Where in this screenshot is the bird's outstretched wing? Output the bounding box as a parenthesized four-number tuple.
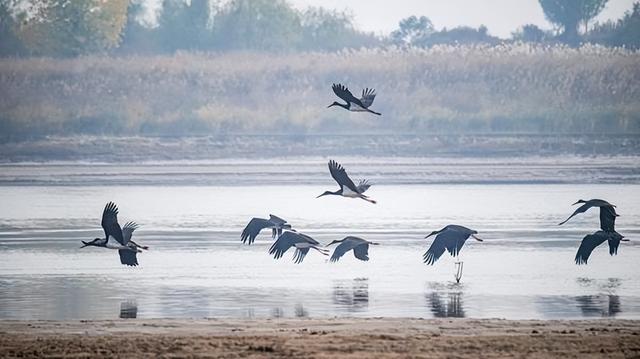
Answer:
(575, 231, 608, 265)
(118, 249, 138, 266)
(599, 206, 617, 232)
(424, 229, 468, 265)
(353, 243, 370, 261)
(423, 235, 448, 265)
(329, 237, 361, 262)
(102, 202, 124, 245)
(293, 247, 310, 264)
(328, 160, 360, 193)
(558, 202, 593, 226)
(241, 218, 273, 245)
(121, 221, 139, 245)
(269, 231, 299, 259)
(442, 230, 469, 257)
(332, 83, 359, 104)
(359, 88, 377, 108)
(356, 179, 372, 193)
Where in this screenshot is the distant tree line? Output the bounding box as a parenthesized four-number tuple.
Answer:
(0, 0, 639, 57)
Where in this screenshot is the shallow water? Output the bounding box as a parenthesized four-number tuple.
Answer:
(0, 159, 639, 320)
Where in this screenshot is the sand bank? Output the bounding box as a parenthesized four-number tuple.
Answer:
(1, 318, 639, 358)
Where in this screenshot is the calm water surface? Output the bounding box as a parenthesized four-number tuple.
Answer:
(0, 158, 639, 320)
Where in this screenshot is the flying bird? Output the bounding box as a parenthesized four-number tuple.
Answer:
(571, 199, 628, 265)
(241, 214, 292, 245)
(575, 230, 627, 265)
(81, 202, 148, 266)
(268, 231, 329, 264)
(558, 199, 618, 231)
(326, 236, 379, 262)
(317, 160, 376, 204)
(423, 225, 483, 265)
(328, 83, 381, 115)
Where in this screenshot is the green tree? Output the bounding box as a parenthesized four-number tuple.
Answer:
(0, 0, 26, 56)
(421, 25, 499, 46)
(118, 0, 160, 54)
(16, 0, 129, 56)
(300, 7, 377, 51)
(588, 2, 640, 48)
(614, 1, 640, 48)
(155, 0, 212, 52)
(211, 0, 302, 51)
(511, 24, 550, 42)
(390, 16, 434, 46)
(538, 0, 608, 45)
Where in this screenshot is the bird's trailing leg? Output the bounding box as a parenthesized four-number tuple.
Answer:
(454, 261, 464, 283)
(312, 246, 330, 256)
(130, 240, 149, 250)
(359, 195, 377, 204)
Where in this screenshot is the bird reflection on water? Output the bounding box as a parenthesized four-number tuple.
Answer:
(426, 282, 466, 318)
(575, 295, 621, 317)
(333, 278, 369, 312)
(575, 277, 622, 317)
(119, 301, 137, 319)
(426, 292, 466, 318)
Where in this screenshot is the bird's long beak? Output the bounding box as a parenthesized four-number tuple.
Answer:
(327, 103, 334, 108)
(424, 231, 438, 239)
(571, 201, 580, 205)
(80, 241, 89, 248)
(471, 234, 484, 242)
(316, 193, 327, 198)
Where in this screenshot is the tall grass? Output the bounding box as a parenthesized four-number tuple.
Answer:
(0, 43, 639, 137)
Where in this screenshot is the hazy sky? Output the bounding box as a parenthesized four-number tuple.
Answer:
(288, 0, 636, 37)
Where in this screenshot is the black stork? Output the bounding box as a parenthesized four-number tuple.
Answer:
(423, 225, 483, 265)
(326, 236, 379, 262)
(317, 160, 376, 204)
(575, 231, 627, 265)
(328, 83, 381, 115)
(268, 231, 329, 264)
(81, 202, 148, 266)
(558, 199, 618, 231)
(241, 214, 292, 245)
(568, 199, 629, 265)
(423, 225, 484, 283)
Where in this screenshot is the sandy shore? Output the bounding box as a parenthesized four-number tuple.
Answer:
(1, 318, 639, 358)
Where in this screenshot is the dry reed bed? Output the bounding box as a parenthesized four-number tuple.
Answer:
(0, 44, 639, 135)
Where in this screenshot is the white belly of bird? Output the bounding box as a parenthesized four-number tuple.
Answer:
(294, 242, 313, 249)
(105, 236, 128, 250)
(350, 104, 367, 112)
(342, 186, 360, 198)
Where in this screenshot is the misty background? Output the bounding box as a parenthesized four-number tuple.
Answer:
(0, 0, 639, 160)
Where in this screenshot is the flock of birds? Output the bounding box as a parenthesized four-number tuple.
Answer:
(80, 84, 628, 276)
